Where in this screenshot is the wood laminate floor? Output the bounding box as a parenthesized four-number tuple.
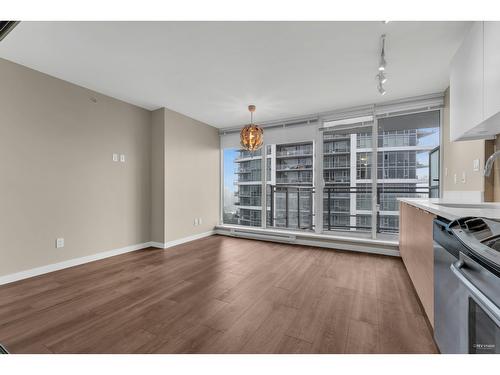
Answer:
(0, 235, 437, 354)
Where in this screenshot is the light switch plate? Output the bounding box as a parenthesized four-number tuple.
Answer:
(112, 153, 119, 162)
(120, 154, 125, 163)
(462, 171, 466, 183)
(473, 159, 480, 172)
(56, 238, 64, 248)
(454, 173, 457, 184)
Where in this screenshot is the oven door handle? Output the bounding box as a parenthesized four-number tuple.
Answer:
(451, 261, 500, 322)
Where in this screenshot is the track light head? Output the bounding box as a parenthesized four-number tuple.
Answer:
(378, 56, 386, 71)
(378, 34, 387, 71)
(377, 82, 386, 96)
(377, 72, 387, 84)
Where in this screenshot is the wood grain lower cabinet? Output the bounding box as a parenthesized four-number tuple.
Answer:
(399, 202, 436, 328)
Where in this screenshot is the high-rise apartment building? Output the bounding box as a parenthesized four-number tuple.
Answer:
(232, 112, 439, 233)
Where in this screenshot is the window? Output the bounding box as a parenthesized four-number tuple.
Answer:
(223, 148, 262, 227)
(323, 124, 374, 233)
(377, 110, 440, 233)
(268, 142, 315, 230)
(220, 97, 441, 240)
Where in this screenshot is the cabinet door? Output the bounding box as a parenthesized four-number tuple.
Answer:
(450, 22, 484, 141)
(484, 22, 500, 121)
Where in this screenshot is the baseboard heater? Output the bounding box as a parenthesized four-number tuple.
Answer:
(228, 228, 296, 243)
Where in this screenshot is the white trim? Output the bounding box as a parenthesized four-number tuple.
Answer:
(0, 232, 218, 285)
(164, 230, 215, 249)
(0, 242, 153, 286)
(150, 241, 166, 249)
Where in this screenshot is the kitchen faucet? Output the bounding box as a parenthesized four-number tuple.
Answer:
(484, 148, 500, 177)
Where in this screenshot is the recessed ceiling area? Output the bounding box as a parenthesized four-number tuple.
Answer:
(0, 21, 471, 128)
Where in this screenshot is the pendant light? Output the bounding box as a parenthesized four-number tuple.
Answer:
(240, 105, 264, 151)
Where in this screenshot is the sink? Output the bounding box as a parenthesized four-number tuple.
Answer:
(434, 203, 500, 209)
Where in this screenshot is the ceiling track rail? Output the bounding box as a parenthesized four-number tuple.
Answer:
(0, 21, 20, 42)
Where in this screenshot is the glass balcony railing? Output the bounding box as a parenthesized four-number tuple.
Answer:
(323, 185, 430, 233)
(276, 149, 313, 157)
(267, 185, 315, 231)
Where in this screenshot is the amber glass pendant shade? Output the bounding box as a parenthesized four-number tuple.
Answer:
(240, 105, 264, 151)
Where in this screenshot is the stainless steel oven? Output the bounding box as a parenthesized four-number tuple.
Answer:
(451, 253, 500, 354)
(434, 217, 500, 354)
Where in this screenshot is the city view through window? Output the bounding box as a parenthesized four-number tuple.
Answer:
(223, 110, 440, 237)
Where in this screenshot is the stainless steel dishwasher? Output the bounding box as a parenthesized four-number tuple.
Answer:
(433, 217, 500, 354)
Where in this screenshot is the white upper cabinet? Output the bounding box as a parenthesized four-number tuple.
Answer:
(450, 22, 484, 141)
(484, 22, 500, 121)
(450, 22, 500, 141)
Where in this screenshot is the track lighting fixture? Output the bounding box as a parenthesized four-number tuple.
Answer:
(378, 34, 387, 71)
(376, 72, 387, 84)
(377, 82, 386, 96)
(376, 34, 388, 95)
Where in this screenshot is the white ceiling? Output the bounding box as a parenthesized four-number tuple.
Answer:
(0, 21, 471, 128)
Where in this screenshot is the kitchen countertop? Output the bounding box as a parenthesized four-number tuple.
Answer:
(398, 198, 500, 220)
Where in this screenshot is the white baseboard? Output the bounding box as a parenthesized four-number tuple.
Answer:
(0, 241, 153, 286)
(150, 241, 166, 249)
(164, 230, 215, 249)
(0, 231, 217, 286)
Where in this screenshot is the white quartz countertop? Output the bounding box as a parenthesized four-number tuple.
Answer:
(398, 198, 500, 220)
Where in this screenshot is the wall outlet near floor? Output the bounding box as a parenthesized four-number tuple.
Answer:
(112, 153, 119, 162)
(462, 171, 466, 184)
(454, 173, 457, 184)
(56, 238, 65, 248)
(194, 218, 198, 226)
(120, 154, 125, 163)
(198, 217, 202, 225)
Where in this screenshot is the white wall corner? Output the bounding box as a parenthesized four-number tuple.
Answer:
(165, 230, 215, 249)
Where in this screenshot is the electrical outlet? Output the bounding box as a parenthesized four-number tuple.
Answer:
(198, 217, 202, 225)
(462, 171, 466, 183)
(454, 173, 457, 184)
(194, 218, 198, 226)
(56, 238, 64, 248)
(473, 159, 480, 172)
(112, 153, 119, 162)
(120, 154, 125, 163)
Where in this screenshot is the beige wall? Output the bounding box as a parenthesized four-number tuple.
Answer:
(165, 108, 220, 242)
(442, 87, 487, 199)
(151, 108, 166, 244)
(0, 58, 152, 276)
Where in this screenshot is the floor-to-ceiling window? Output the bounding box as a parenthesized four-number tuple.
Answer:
(376, 110, 440, 233)
(223, 148, 262, 227)
(220, 96, 442, 240)
(322, 121, 374, 233)
(268, 142, 314, 230)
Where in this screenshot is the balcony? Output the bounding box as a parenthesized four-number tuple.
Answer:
(276, 164, 313, 171)
(276, 177, 313, 184)
(323, 185, 430, 233)
(267, 185, 315, 231)
(276, 149, 313, 158)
